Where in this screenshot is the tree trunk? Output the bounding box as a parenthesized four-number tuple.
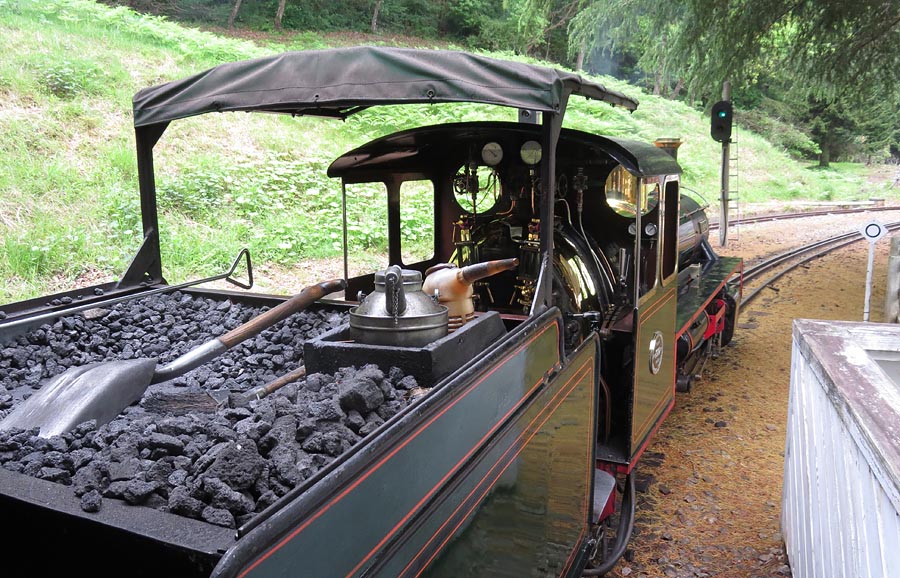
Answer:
(575, 42, 585, 72)
(818, 121, 833, 167)
(227, 0, 242, 29)
(653, 71, 662, 96)
(819, 142, 831, 167)
(670, 78, 685, 100)
(275, 0, 287, 32)
(371, 0, 383, 33)
(437, 0, 448, 35)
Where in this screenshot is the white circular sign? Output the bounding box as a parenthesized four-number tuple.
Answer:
(860, 221, 888, 243)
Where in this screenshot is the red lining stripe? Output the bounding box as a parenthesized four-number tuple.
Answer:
(407, 361, 593, 577)
(633, 289, 676, 442)
(618, 395, 675, 475)
(343, 327, 561, 576)
(560, 526, 589, 577)
(237, 322, 559, 578)
(640, 287, 675, 319)
(559, 360, 598, 578)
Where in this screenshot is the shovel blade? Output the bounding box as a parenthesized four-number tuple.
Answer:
(0, 358, 158, 438)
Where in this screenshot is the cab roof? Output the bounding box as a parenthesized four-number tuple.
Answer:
(327, 122, 681, 179)
(132, 46, 638, 128)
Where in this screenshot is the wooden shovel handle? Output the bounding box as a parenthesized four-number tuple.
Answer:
(220, 278, 346, 348)
(263, 365, 307, 396)
(244, 365, 307, 403)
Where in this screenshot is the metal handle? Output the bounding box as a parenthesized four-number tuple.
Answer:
(244, 365, 307, 402)
(384, 265, 406, 317)
(220, 278, 346, 347)
(0, 248, 255, 335)
(151, 278, 346, 383)
(224, 248, 254, 289)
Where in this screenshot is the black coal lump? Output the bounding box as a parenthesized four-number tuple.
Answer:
(168, 485, 206, 518)
(80, 489, 103, 513)
(202, 476, 255, 517)
(201, 505, 236, 528)
(0, 292, 427, 528)
(338, 374, 385, 414)
(200, 439, 265, 491)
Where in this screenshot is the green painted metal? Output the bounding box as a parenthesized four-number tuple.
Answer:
(213, 311, 577, 578)
(630, 286, 677, 456)
(676, 256, 742, 336)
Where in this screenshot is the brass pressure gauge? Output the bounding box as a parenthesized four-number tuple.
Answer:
(481, 142, 503, 166)
(520, 140, 542, 165)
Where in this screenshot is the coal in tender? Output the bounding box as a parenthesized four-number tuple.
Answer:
(0, 291, 418, 528)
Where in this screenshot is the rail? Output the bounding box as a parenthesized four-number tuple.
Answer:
(740, 221, 900, 308)
(710, 204, 900, 230)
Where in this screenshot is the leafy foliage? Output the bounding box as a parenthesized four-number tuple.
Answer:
(569, 0, 899, 164)
(737, 107, 820, 160)
(157, 152, 433, 263)
(0, 0, 894, 304)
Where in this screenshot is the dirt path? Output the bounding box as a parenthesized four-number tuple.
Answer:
(606, 210, 900, 578)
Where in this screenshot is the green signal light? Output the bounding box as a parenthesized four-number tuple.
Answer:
(717, 110, 728, 118)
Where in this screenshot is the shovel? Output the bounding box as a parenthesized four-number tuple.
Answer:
(142, 364, 309, 415)
(0, 278, 346, 438)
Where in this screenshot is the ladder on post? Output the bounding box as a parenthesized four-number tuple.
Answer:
(718, 125, 740, 246)
(727, 128, 740, 241)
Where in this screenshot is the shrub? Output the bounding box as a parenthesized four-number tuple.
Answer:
(737, 108, 820, 160)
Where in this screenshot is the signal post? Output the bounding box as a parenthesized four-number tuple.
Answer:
(711, 82, 734, 247)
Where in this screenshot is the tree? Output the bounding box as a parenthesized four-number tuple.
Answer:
(570, 0, 899, 164)
(275, 0, 287, 31)
(371, 0, 383, 33)
(726, 0, 900, 166)
(462, 0, 582, 62)
(568, 0, 687, 96)
(228, 0, 243, 29)
(665, 0, 900, 102)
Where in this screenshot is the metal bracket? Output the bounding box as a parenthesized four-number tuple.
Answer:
(224, 248, 254, 289)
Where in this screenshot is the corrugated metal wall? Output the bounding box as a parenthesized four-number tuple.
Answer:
(783, 320, 900, 578)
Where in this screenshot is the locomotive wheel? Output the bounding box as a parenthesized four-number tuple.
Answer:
(720, 292, 737, 346)
(676, 372, 693, 393)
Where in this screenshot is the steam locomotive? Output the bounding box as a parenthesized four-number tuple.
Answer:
(0, 47, 741, 576)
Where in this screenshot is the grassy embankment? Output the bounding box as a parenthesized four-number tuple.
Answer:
(1, 0, 894, 304)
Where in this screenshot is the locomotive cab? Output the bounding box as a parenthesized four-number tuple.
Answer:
(323, 120, 742, 466)
(313, 121, 741, 571)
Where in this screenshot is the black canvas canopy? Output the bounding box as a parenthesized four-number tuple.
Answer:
(132, 46, 638, 127)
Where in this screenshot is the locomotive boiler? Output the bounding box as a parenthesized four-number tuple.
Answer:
(0, 47, 742, 577)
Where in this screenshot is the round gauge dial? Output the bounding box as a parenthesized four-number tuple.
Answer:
(520, 140, 542, 165)
(481, 142, 504, 166)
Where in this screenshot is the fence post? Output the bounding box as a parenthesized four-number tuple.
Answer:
(884, 236, 900, 323)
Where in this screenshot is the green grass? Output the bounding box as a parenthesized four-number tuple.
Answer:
(0, 0, 895, 304)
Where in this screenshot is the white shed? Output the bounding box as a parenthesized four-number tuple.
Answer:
(784, 320, 900, 577)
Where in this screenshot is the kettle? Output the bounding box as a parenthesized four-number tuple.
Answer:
(349, 265, 449, 347)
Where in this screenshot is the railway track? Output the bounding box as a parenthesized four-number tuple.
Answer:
(710, 203, 900, 230)
(739, 220, 900, 308)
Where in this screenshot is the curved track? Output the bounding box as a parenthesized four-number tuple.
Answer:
(710, 204, 900, 230)
(739, 220, 900, 308)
